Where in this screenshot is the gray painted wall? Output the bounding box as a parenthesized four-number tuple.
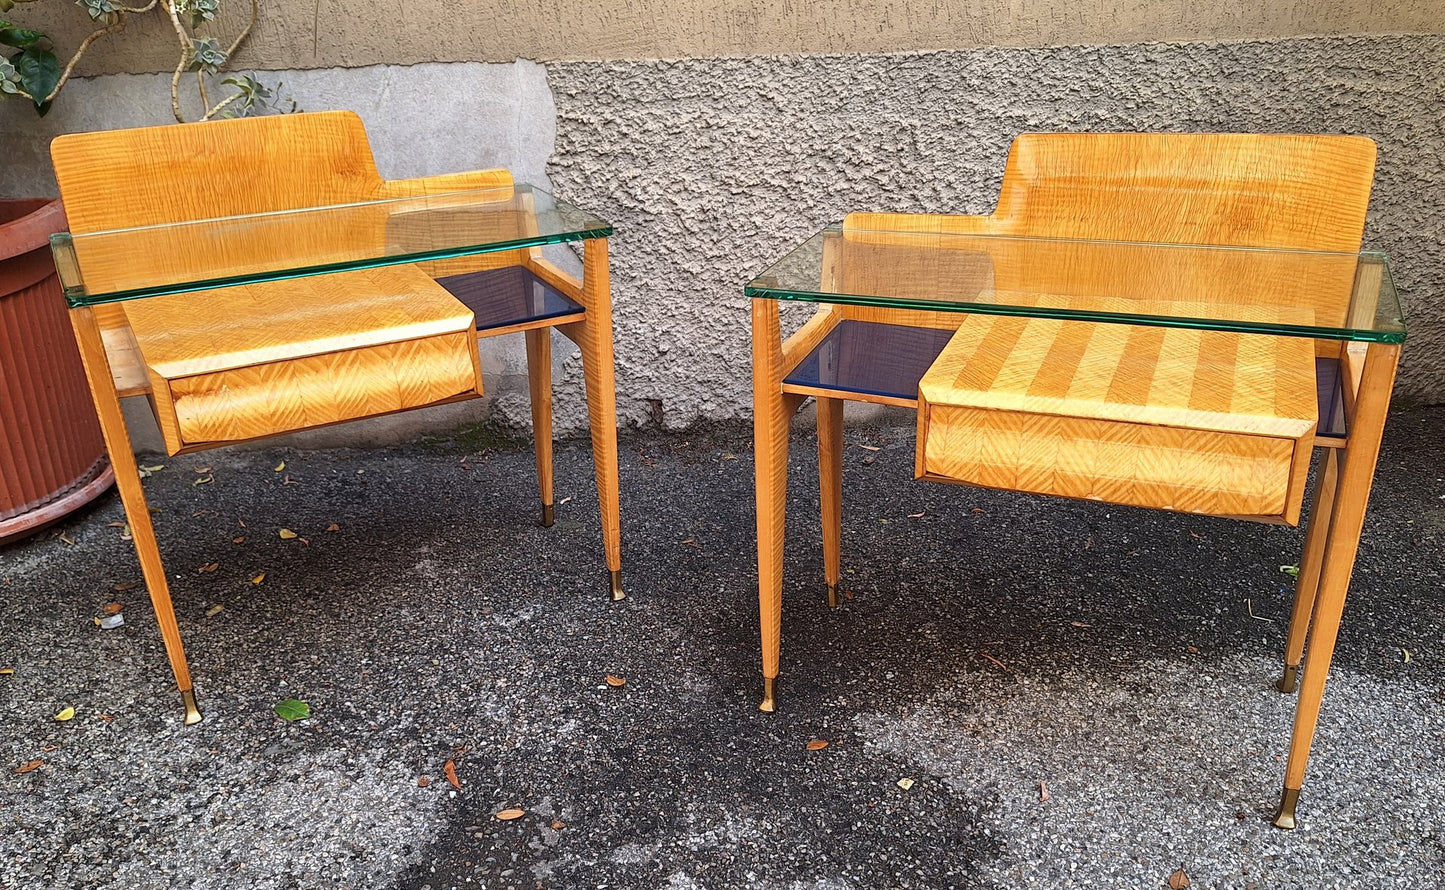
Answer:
(547, 34, 1444, 431)
(4, 34, 1440, 445)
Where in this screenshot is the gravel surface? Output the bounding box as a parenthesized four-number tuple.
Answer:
(2, 409, 1443, 889)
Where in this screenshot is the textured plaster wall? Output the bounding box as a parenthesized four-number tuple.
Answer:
(0, 60, 578, 450)
(546, 34, 1445, 429)
(32, 0, 1445, 75)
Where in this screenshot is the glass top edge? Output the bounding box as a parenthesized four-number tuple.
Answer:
(61, 225, 611, 307)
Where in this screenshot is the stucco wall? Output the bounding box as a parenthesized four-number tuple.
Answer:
(30, 0, 1445, 75)
(546, 34, 1445, 427)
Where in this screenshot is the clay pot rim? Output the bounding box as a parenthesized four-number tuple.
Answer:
(0, 199, 67, 264)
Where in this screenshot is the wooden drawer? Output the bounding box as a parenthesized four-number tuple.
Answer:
(122, 265, 483, 454)
(916, 316, 1319, 524)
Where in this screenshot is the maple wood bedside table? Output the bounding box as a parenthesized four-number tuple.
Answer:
(48, 112, 625, 725)
(745, 132, 1406, 829)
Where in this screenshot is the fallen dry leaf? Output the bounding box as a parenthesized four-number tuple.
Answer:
(604, 675, 626, 688)
(192, 475, 213, 486)
(417, 775, 431, 788)
(907, 512, 927, 518)
(1039, 780, 1051, 802)
(279, 529, 298, 540)
(897, 777, 915, 790)
(58, 534, 76, 546)
(0, 668, 13, 675)
(112, 581, 138, 592)
(681, 537, 701, 549)
(195, 467, 212, 474)
(806, 739, 829, 751)
(444, 759, 460, 789)
(274, 460, 286, 472)
(857, 444, 881, 452)
(97, 714, 114, 722)
(205, 604, 224, 618)
(1070, 621, 1092, 628)
(102, 602, 124, 615)
(970, 507, 986, 515)
(495, 808, 525, 821)
(1169, 868, 1191, 890)
(106, 521, 125, 529)
(198, 562, 219, 574)
(232, 536, 246, 544)
(1402, 648, 1412, 664)
(282, 475, 299, 486)
(325, 523, 340, 532)
(551, 819, 566, 830)
(15, 760, 42, 775)
(54, 706, 75, 722)
(251, 573, 265, 585)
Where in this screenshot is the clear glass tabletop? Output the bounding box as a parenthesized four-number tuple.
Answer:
(746, 225, 1405, 343)
(50, 184, 611, 307)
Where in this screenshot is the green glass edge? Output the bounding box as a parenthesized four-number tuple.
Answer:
(744, 236, 1407, 344)
(53, 225, 613, 308)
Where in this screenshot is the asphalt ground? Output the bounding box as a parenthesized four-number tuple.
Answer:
(2, 408, 1443, 890)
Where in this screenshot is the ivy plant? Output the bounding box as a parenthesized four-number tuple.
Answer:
(0, 0, 293, 120)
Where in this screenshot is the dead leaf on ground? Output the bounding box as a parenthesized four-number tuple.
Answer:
(206, 605, 224, 618)
(193, 475, 213, 486)
(58, 534, 76, 546)
(897, 777, 915, 790)
(417, 775, 431, 788)
(681, 537, 701, 549)
(971, 507, 986, 514)
(106, 521, 125, 529)
(102, 603, 124, 615)
(54, 706, 75, 722)
(232, 536, 246, 544)
(806, 739, 829, 751)
(195, 467, 212, 474)
(282, 475, 298, 486)
(198, 562, 219, 574)
(325, 523, 340, 533)
(1039, 780, 1051, 802)
(279, 529, 298, 540)
(113, 581, 138, 592)
(1070, 621, 1092, 628)
(0, 668, 14, 676)
(1169, 868, 1191, 889)
(857, 444, 881, 452)
(15, 760, 42, 775)
(907, 512, 927, 518)
(251, 573, 265, 585)
(604, 675, 626, 688)
(551, 819, 565, 830)
(274, 460, 286, 472)
(444, 759, 460, 789)
(495, 808, 525, 821)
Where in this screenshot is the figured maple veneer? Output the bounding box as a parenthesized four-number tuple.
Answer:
(916, 316, 1319, 524)
(122, 264, 483, 454)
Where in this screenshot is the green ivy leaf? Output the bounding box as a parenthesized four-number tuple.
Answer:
(0, 23, 46, 48)
(273, 698, 310, 722)
(14, 46, 58, 114)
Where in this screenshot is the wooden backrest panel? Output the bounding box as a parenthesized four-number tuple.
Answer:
(51, 111, 387, 233)
(847, 132, 1377, 252)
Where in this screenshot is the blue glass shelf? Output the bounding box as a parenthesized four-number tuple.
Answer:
(436, 266, 584, 333)
(786, 320, 1348, 442)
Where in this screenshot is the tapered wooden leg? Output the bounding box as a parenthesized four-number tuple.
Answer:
(525, 327, 555, 528)
(1277, 448, 1341, 693)
(1274, 342, 1399, 829)
(69, 307, 201, 726)
(574, 239, 624, 600)
(817, 396, 843, 608)
(754, 300, 790, 711)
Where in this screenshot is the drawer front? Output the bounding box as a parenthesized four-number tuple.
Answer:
(149, 330, 482, 453)
(918, 402, 1312, 523)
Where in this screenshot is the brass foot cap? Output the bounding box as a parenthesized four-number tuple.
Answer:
(1272, 787, 1301, 830)
(181, 689, 203, 726)
(759, 677, 777, 713)
(609, 569, 626, 602)
(541, 503, 555, 528)
(1275, 664, 1301, 694)
(826, 583, 840, 610)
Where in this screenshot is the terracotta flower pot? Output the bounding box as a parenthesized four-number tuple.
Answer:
(0, 198, 114, 545)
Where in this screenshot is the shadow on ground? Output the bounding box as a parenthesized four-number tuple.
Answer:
(2, 409, 1443, 889)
